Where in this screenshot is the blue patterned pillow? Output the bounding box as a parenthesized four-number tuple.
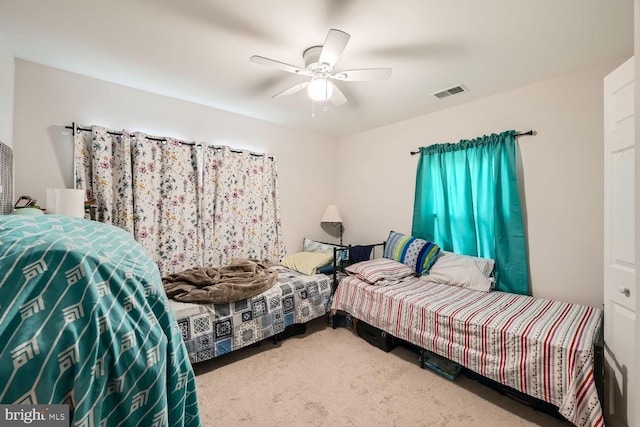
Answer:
(303, 238, 348, 262)
(383, 231, 440, 275)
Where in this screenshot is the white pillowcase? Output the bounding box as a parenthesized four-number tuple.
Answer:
(346, 258, 416, 286)
(426, 251, 495, 292)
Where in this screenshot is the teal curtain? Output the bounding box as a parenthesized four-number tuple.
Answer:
(412, 130, 529, 295)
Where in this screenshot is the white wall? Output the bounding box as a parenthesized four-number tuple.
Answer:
(12, 57, 622, 307)
(338, 61, 622, 308)
(12, 59, 338, 254)
(0, 32, 14, 146)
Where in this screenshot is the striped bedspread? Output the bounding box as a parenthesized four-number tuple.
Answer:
(332, 276, 603, 427)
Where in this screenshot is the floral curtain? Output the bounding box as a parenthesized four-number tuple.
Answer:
(74, 125, 201, 275)
(129, 134, 201, 275)
(200, 146, 286, 266)
(74, 126, 134, 233)
(74, 125, 285, 274)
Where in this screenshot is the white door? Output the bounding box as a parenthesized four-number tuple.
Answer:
(604, 56, 636, 427)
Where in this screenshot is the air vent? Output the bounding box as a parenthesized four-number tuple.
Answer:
(432, 84, 468, 99)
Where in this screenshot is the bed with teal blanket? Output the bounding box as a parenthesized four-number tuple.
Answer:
(0, 214, 202, 427)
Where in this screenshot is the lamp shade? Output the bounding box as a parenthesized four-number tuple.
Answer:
(47, 188, 85, 218)
(321, 204, 342, 223)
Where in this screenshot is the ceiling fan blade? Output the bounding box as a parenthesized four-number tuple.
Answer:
(318, 29, 350, 67)
(273, 81, 309, 98)
(330, 84, 347, 105)
(250, 55, 309, 75)
(331, 68, 392, 81)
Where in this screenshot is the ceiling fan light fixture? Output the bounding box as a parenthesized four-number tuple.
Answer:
(307, 77, 333, 101)
(250, 29, 392, 107)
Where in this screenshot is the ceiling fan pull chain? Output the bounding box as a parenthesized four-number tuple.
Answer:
(311, 99, 316, 117)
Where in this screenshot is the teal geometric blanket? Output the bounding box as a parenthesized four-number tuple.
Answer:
(0, 215, 202, 426)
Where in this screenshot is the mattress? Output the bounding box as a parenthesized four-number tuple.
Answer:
(332, 275, 603, 427)
(170, 265, 332, 363)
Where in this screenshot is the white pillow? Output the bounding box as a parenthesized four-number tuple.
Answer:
(346, 258, 416, 286)
(426, 251, 495, 292)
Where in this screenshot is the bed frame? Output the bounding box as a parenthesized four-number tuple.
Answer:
(329, 242, 386, 329)
(330, 242, 386, 292)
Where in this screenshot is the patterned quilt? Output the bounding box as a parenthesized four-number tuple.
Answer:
(332, 276, 603, 427)
(0, 215, 201, 427)
(170, 266, 332, 363)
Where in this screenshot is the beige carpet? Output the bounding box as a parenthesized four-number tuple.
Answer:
(193, 316, 569, 427)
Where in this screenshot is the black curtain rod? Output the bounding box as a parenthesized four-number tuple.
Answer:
(409, 129, 535, 156)
(66, 124, 169, 143)
(65, 123, 272, 158)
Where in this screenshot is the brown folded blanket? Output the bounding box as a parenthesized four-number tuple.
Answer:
(162, 258, 277, 304)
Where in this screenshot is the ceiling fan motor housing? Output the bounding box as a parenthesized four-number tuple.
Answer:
(303, 46, 331, 74)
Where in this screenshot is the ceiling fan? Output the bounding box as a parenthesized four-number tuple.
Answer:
(250, 29, 392, 106)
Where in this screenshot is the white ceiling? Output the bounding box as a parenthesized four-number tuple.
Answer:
(0, 0, 634, 138)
